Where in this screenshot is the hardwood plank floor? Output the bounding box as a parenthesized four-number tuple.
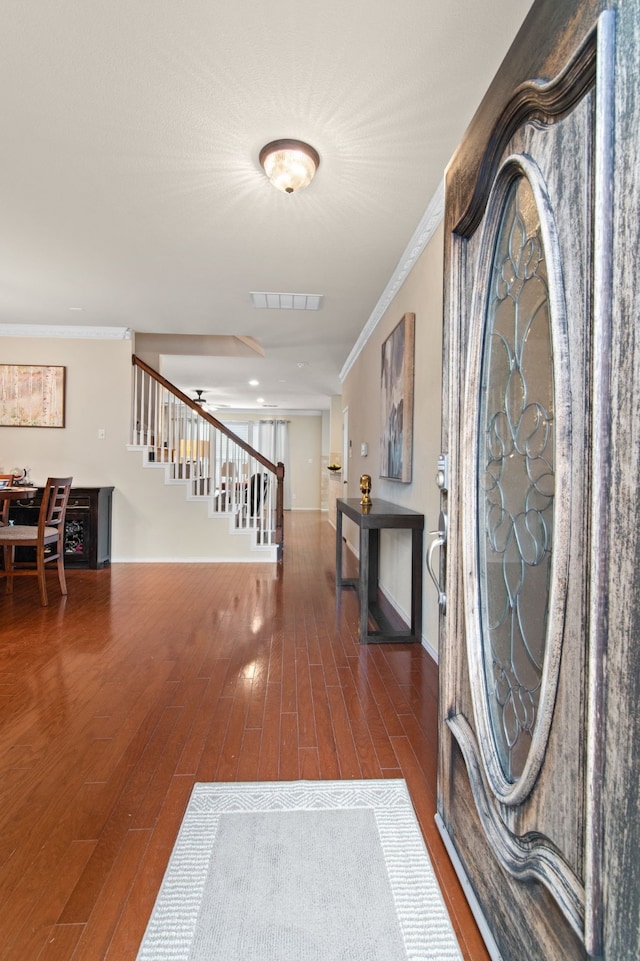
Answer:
(0, 511, 490, 961)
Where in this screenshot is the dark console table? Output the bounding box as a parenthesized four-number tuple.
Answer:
(336, 498, 424, 644)
(10, 486, 114, 569)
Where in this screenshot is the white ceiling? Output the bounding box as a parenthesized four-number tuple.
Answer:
(0, 0, 533, 412)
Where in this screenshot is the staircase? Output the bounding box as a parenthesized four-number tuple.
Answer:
(128, 355, 284, 560)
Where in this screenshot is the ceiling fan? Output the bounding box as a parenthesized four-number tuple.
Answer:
(191, 389, 217, 413)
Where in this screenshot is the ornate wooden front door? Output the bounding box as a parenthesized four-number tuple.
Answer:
(436, 1, 616, 958)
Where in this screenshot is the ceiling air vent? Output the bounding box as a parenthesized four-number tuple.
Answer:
(250, 292, 322, 310)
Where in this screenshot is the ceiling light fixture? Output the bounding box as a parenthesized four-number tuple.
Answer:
(259, 139, 320, 194)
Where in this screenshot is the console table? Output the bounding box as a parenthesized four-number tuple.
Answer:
(9, 486, 114, 569)
(335, 498, 424, 644)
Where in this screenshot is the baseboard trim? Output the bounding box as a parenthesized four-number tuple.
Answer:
(435, 813, 504, 961)
(109, 556, 277, 564)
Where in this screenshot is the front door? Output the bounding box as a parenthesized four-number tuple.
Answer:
(436, 1, 614, 958)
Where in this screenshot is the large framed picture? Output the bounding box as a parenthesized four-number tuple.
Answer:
(380, 313, 415, 482)
(0, 365, 66, 428)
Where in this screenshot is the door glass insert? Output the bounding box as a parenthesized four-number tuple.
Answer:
(478, 175, 555, 782)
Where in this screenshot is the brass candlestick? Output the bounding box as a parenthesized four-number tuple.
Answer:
(359, 473, 372, 508)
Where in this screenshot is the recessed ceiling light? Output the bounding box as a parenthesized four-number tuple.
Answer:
(248, 379, 259, 386)
(256, 396, 265, 403)
(68, 306, 84, 312)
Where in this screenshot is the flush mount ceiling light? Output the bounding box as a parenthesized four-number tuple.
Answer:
(259, 139, 320, 194)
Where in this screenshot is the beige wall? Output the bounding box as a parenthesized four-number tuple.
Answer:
(341, 221, 444, 654)
(329, 395, 343, 456)
(0, 336, 132, 488)
(0, 337, 322, 560)
(287, 415, 322, 510)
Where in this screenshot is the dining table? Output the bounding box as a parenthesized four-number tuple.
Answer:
(0, 485, 38, 501)
(0, 486, 38, 522)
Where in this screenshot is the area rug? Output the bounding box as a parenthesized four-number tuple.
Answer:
(136, 779, 463, 961)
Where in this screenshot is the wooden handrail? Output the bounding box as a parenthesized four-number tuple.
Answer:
(132, 354, 285, 556)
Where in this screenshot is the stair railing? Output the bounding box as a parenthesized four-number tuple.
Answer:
(131, 355, 285, 556)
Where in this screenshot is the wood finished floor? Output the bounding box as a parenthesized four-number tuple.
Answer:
(0, 511, 490, 961)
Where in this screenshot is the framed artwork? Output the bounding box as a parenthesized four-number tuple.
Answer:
(380, 313, 415, 482)
(0, 365, 66, 428)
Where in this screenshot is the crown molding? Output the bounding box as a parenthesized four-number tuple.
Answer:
(339, 179, 444, 383)
(0, 324, 132, 340)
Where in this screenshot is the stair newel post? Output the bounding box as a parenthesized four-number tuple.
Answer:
(276, 462, 285, 556)
(130, 361, 137, 444)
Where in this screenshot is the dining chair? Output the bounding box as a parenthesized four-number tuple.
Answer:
(0, 476, 73, 606)
(245, 472, 268, 520)
(0, 474, 14, 527)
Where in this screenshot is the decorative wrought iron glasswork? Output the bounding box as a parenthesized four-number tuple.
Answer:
(478, 175, 555, 782)
(64, 518, 86, 556)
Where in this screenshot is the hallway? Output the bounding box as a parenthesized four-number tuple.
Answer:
(0, 511, 488, 960)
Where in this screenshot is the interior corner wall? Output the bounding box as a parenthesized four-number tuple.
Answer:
(321, 410, 330, 456)
(341, 220, 445, 654)
(329, 395, 343, 454)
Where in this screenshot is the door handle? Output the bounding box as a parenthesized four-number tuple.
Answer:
(426, 510, 448, 612)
